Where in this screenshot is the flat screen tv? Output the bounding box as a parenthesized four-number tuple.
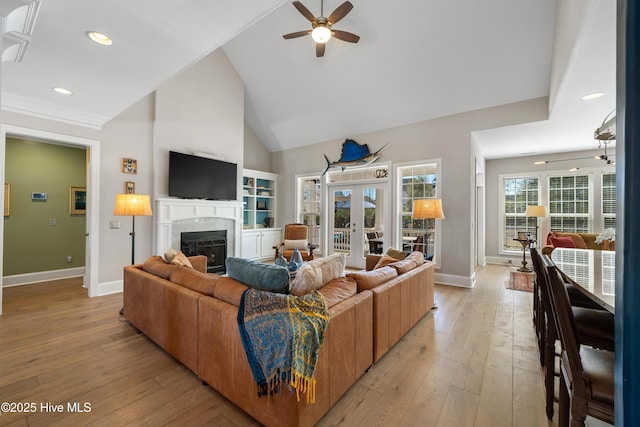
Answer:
(168, 151, 237, 200)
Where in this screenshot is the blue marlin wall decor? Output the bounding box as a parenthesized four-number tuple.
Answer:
(323, 139, 388, 175)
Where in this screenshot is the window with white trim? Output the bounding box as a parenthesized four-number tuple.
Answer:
(548, 174, 591, 232)
(601, 173, 616, 230)
(502, 177, 539, 251)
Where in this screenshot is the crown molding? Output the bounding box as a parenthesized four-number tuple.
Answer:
(2, 93, 109, 129)
(2, 31, 29, 62)
(0, 0, 41, 34)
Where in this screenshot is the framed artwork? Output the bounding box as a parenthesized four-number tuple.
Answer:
(122, 158, 137, 174)
(70, 186, 87, 214)
(257, 200, 267, 210)
(4, 183, 9, 217)
(125, 181, 135, 194)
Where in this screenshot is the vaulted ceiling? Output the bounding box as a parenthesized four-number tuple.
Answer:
(1, 0, 616, 159)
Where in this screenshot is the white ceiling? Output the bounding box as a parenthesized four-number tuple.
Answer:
(1, 0, 616, 159)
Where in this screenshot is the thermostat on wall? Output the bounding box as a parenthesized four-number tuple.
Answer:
(32, 192, 47, 201)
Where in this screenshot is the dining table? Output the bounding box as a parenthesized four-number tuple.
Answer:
(548, 247, 615, 313)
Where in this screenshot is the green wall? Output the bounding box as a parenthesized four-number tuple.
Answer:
(3, 138, 86, 276)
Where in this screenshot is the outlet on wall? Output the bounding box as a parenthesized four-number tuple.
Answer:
(66, 256, 72, 263)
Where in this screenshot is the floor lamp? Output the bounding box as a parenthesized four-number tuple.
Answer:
(113, 194, 153, 265)
(413, 198, 445, 256)
(525, 205, 547, 247)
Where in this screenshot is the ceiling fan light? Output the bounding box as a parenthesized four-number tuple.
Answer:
(88, 31, 113, 46)
(311, 26, 332, 43)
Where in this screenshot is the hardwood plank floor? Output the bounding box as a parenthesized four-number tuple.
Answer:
(0, 266, 607, 426)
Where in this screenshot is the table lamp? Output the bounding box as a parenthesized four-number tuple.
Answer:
(525, 205, 547, 245)
(113, 194, 153, 265)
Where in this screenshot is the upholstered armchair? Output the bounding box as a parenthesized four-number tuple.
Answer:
(274, 223, 315, 261)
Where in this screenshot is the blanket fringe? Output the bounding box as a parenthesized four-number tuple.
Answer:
(291, 370, 317, 403)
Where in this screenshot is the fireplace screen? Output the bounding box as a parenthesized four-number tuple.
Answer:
(181, 230, 227, 274)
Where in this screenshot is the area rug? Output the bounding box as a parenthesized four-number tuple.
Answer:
(506, 270, 535, 292)
(237, 288, 329, 403)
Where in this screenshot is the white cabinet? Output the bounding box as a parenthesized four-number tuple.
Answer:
(241, 228, 282, 260)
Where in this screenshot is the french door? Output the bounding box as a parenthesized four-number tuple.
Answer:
(329, 183, 388, 269)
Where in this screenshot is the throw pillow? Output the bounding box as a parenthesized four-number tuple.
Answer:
(405, 251, 425, 267)
(289, 253, 346, 296)
(225, 257, 289, 294)
(555, 232, 588, 249)
(283, 239, 308, 250)
(550, 236, 576, 248)
(170, 251, 193, 268)
(373, 254, 399, 269)
(385, 247, 407, 260)
(169, 266, 217, 296)
(347, 266, 398, 292)
(163, 248, 178, 263)
(142, 255, 176, 279)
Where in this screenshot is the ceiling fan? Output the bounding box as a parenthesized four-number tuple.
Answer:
(534, 111, 616, 168)
(282, 0, 360, 57)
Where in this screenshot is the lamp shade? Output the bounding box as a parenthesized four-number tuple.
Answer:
(413, 199, 445, 219)
(525, 205, 547, 218)
(113, 194, 152, 216)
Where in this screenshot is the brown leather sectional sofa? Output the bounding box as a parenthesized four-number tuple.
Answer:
(123, 252, 435, 427)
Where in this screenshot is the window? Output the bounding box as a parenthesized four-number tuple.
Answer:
(502, 177, 539, 251)
(297, 176, 321, 252)
(398, 163, 438, 258)
(602, 173, 616, 230)
(548, 174, 591, 232)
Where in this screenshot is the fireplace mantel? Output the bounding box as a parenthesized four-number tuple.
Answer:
(155, 198, 243, 257)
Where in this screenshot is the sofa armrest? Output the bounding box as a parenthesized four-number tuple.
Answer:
(541, 245, 554, 256)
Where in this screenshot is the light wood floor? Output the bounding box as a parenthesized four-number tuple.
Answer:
(0, 265, 589, 426)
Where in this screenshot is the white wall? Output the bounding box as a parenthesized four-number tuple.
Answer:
(243, 121, 271, 172)
(272, 97, 549, 285)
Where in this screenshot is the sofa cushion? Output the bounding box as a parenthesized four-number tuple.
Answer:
(225, 257, 289, 294)
(347, 266, 398, 292)
(283, 239, 308, 250)
(405, 251, 425, 266)
(318, 276, 357, 307)
(550, 236, 576, 248)
(169, 266, 217, 296)
(142, 255, 177, 279)
(213, 277, 248, 306)
(289, 253, 346, 296)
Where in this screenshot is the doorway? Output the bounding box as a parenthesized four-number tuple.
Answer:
(328, 183, 387, 269)
(0, 125, 100, 315)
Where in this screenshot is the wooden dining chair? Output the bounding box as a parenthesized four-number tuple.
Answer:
(546, 263, 614, 426)
(530, 248, 615, 421)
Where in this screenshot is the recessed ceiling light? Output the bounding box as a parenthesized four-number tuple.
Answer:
(88, 31, 113, 46)
(581, 92, 604, 100)
(53, 87, 72, 95)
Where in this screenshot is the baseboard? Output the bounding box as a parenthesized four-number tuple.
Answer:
(2, 267, 85, 287)
(485, 256, 521, 266)
(435, 272, 476, 288)
(96, 279, 123, 296)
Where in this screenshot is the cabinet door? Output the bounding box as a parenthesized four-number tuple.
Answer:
(241, 231, 260, 260)
(260, 229, 282, 258)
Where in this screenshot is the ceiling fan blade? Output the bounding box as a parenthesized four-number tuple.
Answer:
(328, 1, 353, 24)
(332, 29, 360, 43)
(316, 42, 325, 57)
(292, 1, 316, 23)
(283, 30, 311, 39)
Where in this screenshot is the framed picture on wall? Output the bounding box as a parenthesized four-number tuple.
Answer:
(70, 186, 87, 214)
(125, 181, 135, 194)
(4, 183, 9, 216)
(122, 158, 137, 174)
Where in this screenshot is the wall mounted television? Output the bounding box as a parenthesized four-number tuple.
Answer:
(168, 151, 237, 200)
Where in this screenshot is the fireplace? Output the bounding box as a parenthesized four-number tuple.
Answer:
(181, 230, 227, 274)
